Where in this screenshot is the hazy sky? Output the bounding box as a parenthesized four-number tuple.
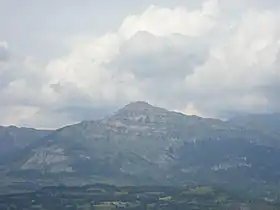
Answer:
(1, 0, 280, 128)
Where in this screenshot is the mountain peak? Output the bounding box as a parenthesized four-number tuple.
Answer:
(120, 101, 167, 112)
(124, 101, 154, 109)
(108, 101, 169, 122)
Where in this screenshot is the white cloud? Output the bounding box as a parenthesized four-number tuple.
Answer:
(119, 0, 220, 39)
(184, 9, 280, 116)
(42, 0, 219, 119)
(2, 0, 280, 128)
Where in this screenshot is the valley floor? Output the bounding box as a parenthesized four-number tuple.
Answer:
(0, 184, 278, 210)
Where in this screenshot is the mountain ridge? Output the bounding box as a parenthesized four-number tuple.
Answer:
(2, 102, 280, 199)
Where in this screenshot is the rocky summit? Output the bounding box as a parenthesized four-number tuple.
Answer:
(1, 102, 280, 199)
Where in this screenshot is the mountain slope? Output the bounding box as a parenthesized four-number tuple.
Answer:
(5, 102, 280, 199)
(0, 126, 51, 165)
(14, 102, 228, 182)
(230, 113, 280, 134)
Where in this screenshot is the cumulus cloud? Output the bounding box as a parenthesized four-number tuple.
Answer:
(119, 0, 220, 39)
(43, 0, 220, 118)
(1, 0, 280, 128)
(184, 10, 280, 116)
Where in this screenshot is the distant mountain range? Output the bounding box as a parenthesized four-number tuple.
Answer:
(1, 101, 280, 199)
